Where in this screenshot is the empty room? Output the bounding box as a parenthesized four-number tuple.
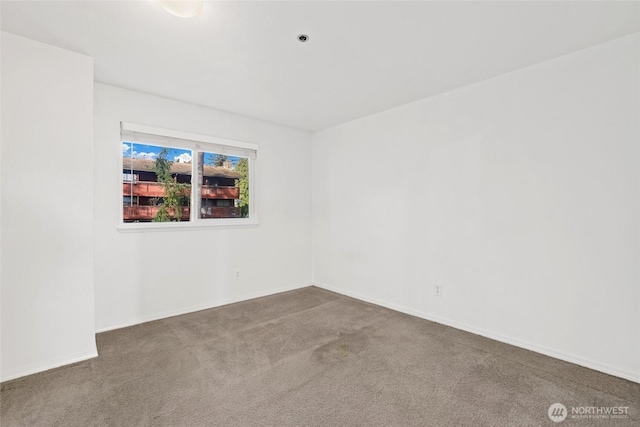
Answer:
(1, 1, 638, 426)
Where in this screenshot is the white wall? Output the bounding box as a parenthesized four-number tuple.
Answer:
(312, 34, 640, 382)
(1, 32, 97, 381)
(94, 84, 312, 331)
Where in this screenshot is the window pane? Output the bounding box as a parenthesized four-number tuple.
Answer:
(198, 152, 249, 219)
(122, 142, 192, 223)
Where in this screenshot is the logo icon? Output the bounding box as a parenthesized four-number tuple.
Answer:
(548, 403, 567, 423)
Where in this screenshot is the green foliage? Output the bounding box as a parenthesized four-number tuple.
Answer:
(235, 158, 249, 218)
(213, 154, 227, 167)
(152, 148, 190, 222)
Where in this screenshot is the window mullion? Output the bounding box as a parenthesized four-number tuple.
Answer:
(191, 150, 199, 222)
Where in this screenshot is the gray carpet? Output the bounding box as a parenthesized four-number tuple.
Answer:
(1, 287, 638, 426)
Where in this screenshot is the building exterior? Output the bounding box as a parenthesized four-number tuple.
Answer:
(122, 158, 242, 221)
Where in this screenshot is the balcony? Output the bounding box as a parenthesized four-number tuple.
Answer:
(122, 181, 166, 198)
(123, 182, 238, 199)
(123, 206, 241, 221)
(200, 206, 241, 218)
(123, 205, 190, 221)
(201, 185, 239, 199)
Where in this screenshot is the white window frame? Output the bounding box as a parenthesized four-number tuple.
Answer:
(118, 122, 258, 232)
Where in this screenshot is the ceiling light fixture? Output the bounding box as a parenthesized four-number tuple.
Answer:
(298, 34, 309, 43)
(158, 0, 203, 18)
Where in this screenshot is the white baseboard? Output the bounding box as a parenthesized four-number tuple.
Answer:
(312, 282, 640, 384)
(95, 282, 311, 333)
(1, 350, 98, 383)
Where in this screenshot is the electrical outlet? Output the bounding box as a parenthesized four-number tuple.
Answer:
(235, 271, 240, 280)
(434, 284, 442, 297)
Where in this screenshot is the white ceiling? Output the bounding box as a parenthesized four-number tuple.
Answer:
(2, 1, 639, 132)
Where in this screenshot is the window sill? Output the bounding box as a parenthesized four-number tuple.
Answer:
(117, 219, 258, 233)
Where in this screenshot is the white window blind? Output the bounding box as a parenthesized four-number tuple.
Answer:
(120, 123, 258, 159)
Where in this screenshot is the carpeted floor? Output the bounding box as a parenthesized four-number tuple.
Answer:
(1, 287, 638, 426)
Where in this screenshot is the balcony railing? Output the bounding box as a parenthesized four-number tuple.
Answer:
(201, 186, 239, 199)
(200, 206, 241, 218)
(123, 182, 238, 199)
(123, 206, 190, 221)
(123, 206, 241, 221)
(122, 182, 166, 198)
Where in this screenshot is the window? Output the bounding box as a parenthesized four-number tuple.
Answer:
(120, 122, 257, 229)
(122, 173, 138, 182)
